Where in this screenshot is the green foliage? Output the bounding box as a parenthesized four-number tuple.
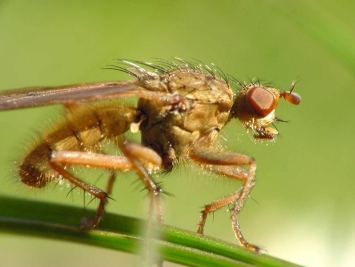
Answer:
(0, 196, 302, 267)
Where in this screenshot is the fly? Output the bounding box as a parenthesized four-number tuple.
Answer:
(0, 58, 301, 252)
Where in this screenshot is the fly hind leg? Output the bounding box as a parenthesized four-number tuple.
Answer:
(49, 162, 110, 230)
(18, 143, 115, 230)
(51, 140, 164, 227)
(189, 132, 260, 252)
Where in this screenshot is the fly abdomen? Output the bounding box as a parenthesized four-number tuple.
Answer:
(18, 104, 140, 189)
(19, 143, 55, 188)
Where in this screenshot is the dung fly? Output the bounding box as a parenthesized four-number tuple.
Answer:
(0, 59, 300, 252)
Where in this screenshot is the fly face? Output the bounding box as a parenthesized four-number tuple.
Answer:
(232, 82, 300, 139)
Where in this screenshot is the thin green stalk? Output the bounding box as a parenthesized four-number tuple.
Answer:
(0, 196, 303, 267)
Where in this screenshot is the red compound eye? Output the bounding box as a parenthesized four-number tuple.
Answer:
(246, 86, 276, 117)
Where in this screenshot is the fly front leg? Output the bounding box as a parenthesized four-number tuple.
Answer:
(196, 188, 242, 234)
(189, 132, 260, 252)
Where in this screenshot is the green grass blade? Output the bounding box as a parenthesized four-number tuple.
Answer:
(0, 196, 303, 267)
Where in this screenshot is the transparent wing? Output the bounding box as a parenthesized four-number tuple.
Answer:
(0, 80, 142, 111)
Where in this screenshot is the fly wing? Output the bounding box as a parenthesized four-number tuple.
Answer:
(0, 80, 142, 111)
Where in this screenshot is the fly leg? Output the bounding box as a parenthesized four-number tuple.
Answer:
(51, 142, 163, 228)
(51, 149, 134, 229)
(118, 140, 164, 267)
(49, 162, 110, 230)
(119, 141, 164, 223)
(189, 131, 260, 252)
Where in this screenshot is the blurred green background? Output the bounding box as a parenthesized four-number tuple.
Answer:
(0, 1, 354, 266)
